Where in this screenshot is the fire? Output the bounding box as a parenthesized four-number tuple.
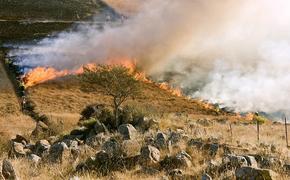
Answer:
(107, 57, 136, 72)
(158, 82, 183, 97)
(22, 67, 69, 88)
(244, 112, 254, 121)
(21, 57, 183, 97)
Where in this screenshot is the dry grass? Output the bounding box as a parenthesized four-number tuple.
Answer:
(102, 0, 144, 16)
(0, 115, 289, 179)
(0, 54, 34, 139)
(26, 76, 220, 135)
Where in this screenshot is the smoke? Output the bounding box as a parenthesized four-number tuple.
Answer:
(9, 0, 290, 114)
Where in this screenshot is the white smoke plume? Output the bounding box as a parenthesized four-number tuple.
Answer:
(10, 0, 290, 114)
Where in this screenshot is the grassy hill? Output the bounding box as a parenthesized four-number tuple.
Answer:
(26, 75, 224, 132)
(0, 0, 108, 41)
(0, 0, 106, 20)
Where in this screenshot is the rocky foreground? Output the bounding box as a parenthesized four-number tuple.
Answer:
(1, 104, 289, 179)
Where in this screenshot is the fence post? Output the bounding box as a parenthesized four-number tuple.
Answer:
(285, 116, 289, 147)
(257, 120, 260, 142)
(229, 123, 233, 142)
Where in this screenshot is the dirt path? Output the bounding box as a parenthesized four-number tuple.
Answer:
(0, 51, 34, 139)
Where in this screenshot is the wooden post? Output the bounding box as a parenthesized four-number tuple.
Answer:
(229, 123, 233, 142)
(285, 116, 289, 147)
(257, 120, 260, 142)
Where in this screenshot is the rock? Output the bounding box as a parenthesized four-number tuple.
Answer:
(48, 142, 69, 163)
(188, 138, 204, 149)
(102, 138, 123, 158)
(244, 155, 258, 168)
(168, 169, 183, 179)
(80, 104, 106, 121)
(155, 132, 168, 150)
(202, 173, 212, 180)
(34, 140, 50, 157)
(122, 140, 141, 157)
(203, 143, 219, 156)
(48, 136, 59, 144)
(9, 142, 26, 158)
(168, 129, 184, 145)
(12, 135, 28, 145)
(28, 154, 41, 164)
(140, 145, 160, 166)
(94, 150, 111, 174)
(223, 154, 248, 169)
(86, 133, 109, 148)
(94, 120, 109, 134)
(284, 163, 290, 173)
(118, 124, 137, 140)
(175, 151, 192, 168)
(62, 139, 80, 160)
(62, 139, 78, 149)
(205, 159, 222, 175)
(78, 150, 126, 175)
(235, 167, 278, 180)
(134, 117, 158, 132)
(260, 157, 283, 169)
(31, 121, 49, 136)
(160, 151, 192, 170)
(2, 159, 18, 180)
(188, 139, 220, 156)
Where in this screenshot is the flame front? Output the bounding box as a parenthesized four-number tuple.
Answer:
(21, 58, 183, 97)
(158, 82, 182, 97)
(22, 67, 69, 88)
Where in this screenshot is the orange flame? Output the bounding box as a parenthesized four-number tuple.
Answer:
(158, 82, 182, 97)
(21, 57, 183, 97)
(22, 67, 69, 87)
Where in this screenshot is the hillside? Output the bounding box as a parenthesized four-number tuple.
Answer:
(0, 0, 289, 179)
(0, 0, 108, 41)
(26, 75, 224, 132)
(0, 0, 106, 20)
(0, 51, 33, 139)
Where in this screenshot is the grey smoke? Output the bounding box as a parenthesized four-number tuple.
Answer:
(10, 0, 290, 114)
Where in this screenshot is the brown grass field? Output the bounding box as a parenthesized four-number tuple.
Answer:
(26, 75, 222, 134)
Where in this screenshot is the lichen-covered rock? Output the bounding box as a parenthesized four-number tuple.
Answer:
(168, 169, 183, 179)
(9, 142, 26, 158)
(155, 132, 168, 150)
(94, 120, 109, 134)
(2, 159, 18, 180)
(160, 151, 192, 170)
(118, 124, 137, 140)
(34, 140, 50, 157)
(48, 142, 69, 163)
(122, 139, 141, 157)
(28, 154, 41, 164)
(86, 133, 109, 148)
(102, 138, 123, 158)
(244, 155, 258, 168)
(140, 145, 160, 166)
(133, 117, 158, 132)
(235, 167, 278, 180)
(223, 154, 248, 169)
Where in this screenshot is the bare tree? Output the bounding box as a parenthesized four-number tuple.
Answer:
(80, 65, 140, 128)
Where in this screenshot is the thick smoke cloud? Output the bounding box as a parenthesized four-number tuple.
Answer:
(10, 0, 290, 113)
